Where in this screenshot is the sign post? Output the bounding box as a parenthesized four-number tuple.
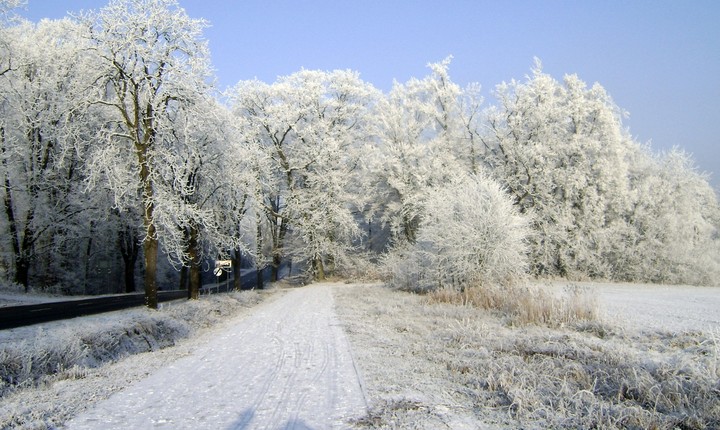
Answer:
(215, 260, 232, 292)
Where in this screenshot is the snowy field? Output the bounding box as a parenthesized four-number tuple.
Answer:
(335, 282, 720, 429)
(1, 281, 718, 429)
(572, 281, 720, 333)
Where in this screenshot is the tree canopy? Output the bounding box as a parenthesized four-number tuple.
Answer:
(1, 1, 718, 303)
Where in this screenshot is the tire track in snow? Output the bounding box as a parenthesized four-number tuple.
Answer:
(288, 331, 332, 426)
(64, 283, 367, 429)
(236, 334, 288, 428)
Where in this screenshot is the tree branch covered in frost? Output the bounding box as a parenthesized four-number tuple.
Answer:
(228, 69, 380, 281)
(0, 2, 718, 295)
(0, 0, 25, 24)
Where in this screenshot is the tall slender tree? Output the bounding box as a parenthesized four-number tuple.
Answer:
(370, 58, 481, 246)
(82, 0, 213, 308)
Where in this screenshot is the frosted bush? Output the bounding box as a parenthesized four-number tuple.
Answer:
(380, 243, 430, 291)
(384, 173, 529, 291)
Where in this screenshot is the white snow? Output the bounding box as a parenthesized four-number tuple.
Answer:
(63, 283, 367, 429)
(335, 282, 720, 428)
(3, 280, 719, 428)
(542, 281, 720, 333)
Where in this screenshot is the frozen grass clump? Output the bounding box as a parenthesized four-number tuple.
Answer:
(469, 330, 720, 429)
(0, 290, 265, 399)
(426, 283, 599, 327)
(0, 316, 188, 397)
(336, 284, 720, 429)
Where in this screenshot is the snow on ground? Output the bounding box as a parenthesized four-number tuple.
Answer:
(541, 281, 720, 333)
(334, 282, 720, 429)
(63, 283, 367, 430)
(0, 289, 271, 428)
(2, 280, 718, 429)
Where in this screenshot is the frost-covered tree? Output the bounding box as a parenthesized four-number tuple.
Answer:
(621, 147, 720, 285)
(384, 173, 529, 291)
(229, 69, 379, 280)
(283, 70, 380, 279)
(481, 62, 635, 279)
(156, 95, 256, 297)
(0, 18, 97, 290)
(479, 61, 720, 285)
(228, 78, 297, 281)
(370, 57, 483, 246)
(82, 0, 213, 307)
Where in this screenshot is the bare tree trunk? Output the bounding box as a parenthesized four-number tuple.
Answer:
(271, 221, 286, 282)
(256, 215, 264, 289)
(84, 230, 93, 293)
(119, 226, 139, 293)
(143, 233, 158, 308)
(17, 219, 33, 291)
(179, 266, 188, 291)
(189, 261, 200, 299)
(272, 253, 281, 282)
(141, 195, 158, 308)
(325, 232, 336, 276)
(188, 222, 200, 300)
(3, 177, 26, 289)
(232, 248, 242, 290)
(326, 254, 335, 277)
(313, 256, 325, 281)
(138, 139, 158, 308)
(179, 226, 189, 292)
(15, 259, 29, 291)
(2, 127, 30, 291)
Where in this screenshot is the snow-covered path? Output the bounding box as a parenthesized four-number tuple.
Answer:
(64, 283, 367, 430)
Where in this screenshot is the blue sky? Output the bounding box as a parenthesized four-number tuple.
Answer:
(16, 0, 720, 188)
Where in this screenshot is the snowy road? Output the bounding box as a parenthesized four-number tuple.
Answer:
(64, 283, 367, 430)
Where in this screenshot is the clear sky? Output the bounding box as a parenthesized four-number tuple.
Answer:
(15, 0, 720, 189)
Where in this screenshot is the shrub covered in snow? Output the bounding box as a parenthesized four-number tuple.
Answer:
(383, 173, 529, 291)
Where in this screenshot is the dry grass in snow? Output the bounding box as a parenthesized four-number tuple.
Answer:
(334, 284, 720, 429)
(425, 283, 600, 328)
